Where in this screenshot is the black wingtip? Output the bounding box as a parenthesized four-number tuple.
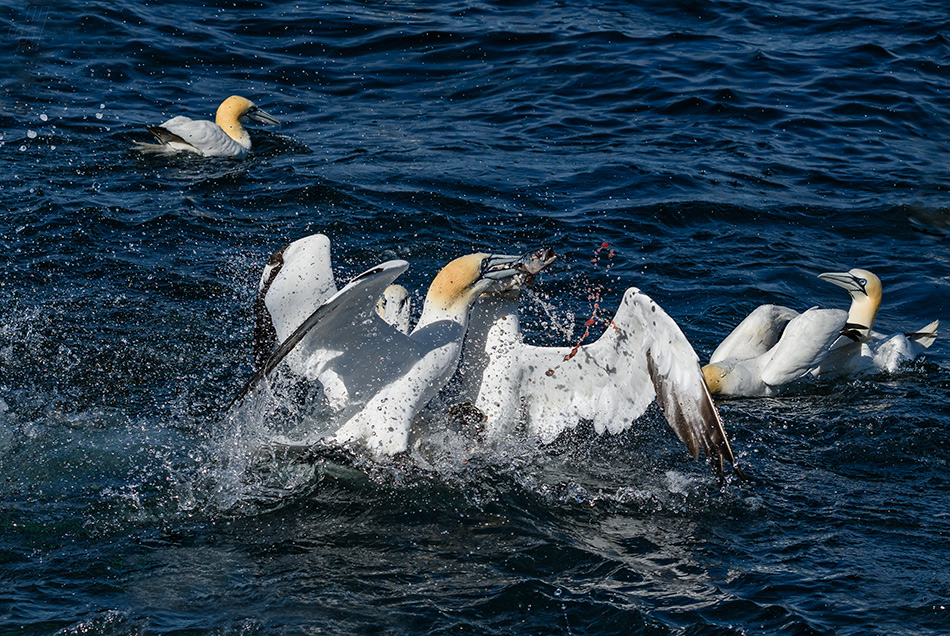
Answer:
(646, 349, 744, 485)
(147, 125, 191, 147)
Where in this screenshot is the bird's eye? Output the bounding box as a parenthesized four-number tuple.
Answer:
(858, 278, 867, 286)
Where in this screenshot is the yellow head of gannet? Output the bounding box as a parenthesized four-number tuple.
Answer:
(818, 268, 882, 340)
(214, 95, 281, 148)
(418, 251, 554, 326)
(702, 363, 727, 395)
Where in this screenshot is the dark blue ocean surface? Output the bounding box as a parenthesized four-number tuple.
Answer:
(1, 1, 949, 634)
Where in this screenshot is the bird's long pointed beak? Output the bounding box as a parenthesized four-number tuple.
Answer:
(518, 247, 557, 276)
(246, 107, 280, 126)
(480, 247, 557, 282)
(818, 271, 864, 294)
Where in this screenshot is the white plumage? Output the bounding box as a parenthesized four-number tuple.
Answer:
(458, 288, 738, 475)
(241, 236, 741, 477)
(375, 285, 412, 335)
(703, 267, 939, 397)
(253, 234, 412, 372)
(702, 305, 847, 397)
(811, 268, 938, 377)
(136, 95, 279, 158)
(239, 246, 555, 456)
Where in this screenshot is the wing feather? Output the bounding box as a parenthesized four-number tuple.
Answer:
(234, 260, 412, 406)
(156, 116, 244, 156)
(710, 304, 799, 364)
(255, 234, 338, 369)
(759, 308, 847, 386)
(482, 287, 737, 472)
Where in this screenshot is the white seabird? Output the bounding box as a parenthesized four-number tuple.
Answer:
(375, 284, 412, 335)
(253, 234, 412, 371)
(810, 268, 938, 377)
(701, 304, 847, 397)
(136, 95, 279, 158)
(458, 285, 741, 476)
(237, 247, 556, 456)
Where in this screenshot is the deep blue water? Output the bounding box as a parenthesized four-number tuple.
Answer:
(2, 1, 949, 634)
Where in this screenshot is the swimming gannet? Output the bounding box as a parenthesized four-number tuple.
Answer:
(701, 304, 847, 397)
(238, 248, 557, 456)
(136, 95, 279, 158)
(253, 234, 412, 371)
(458, 286, 741, 477)
(810, 268, 939, 377)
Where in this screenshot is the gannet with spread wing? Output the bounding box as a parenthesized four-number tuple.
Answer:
(701, 304, 847, 397)
(458, 286, 741, 477)
(811, 268, 938, 377)
(237, 247, 556, 456)
(136, 95, 279, 158)
(253, 234, 412, 371)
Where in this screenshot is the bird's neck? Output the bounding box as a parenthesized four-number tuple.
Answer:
(846, 295, 880, 339)
(215, 112, 251, 147)
(415, 295, 473, 332)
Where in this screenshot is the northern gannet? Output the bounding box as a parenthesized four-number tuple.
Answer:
(375, 284, 412, 335)
(811, 268, 939, 376)
(253, 234, 412, 371)
(136, 95, 279, 158)
(237, 247, 557, 456)
(458, 286, 741, 476)
(701, 305, 847, 397)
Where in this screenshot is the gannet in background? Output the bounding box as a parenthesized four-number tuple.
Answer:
(701, 305, 847, 397)
(376, 284, 412, 335)
(237, 248, 556, 456)
(811, 268, 939, 376)
(253, 234, 412, 371)
(136, 95, 279, 158)
(458, 286, 741, 477)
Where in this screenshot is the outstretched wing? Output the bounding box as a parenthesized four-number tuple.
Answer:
(759, 307, 847, 386)
(463, 288, 736, 473)
(254, 234, 338, 368)
(710, 304, 800, 364)
(523, 288, 734, 469)
(234, 260, 419, 408)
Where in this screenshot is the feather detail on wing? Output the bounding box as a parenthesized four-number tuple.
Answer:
(254, 234, 338, 369)
(150, 117, 246, 157)
(709, 304, 800, 364)
(463, 288, 737, 472)
(234, 260, 413, 408)
(758, 307, 847, 386)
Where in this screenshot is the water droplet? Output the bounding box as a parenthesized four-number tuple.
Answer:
(39, 113, 48, 122)
(19, 145, 26, 152)
(95, 112, 103, 119)
(26, 130, 37, 139)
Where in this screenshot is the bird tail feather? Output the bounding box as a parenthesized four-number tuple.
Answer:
(906, 320, 938, 349)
